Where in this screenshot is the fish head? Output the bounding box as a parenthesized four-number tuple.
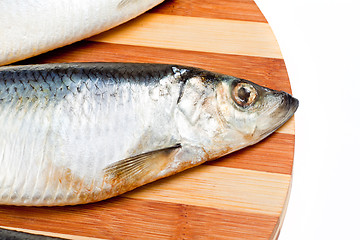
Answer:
(213, 74, 299, 152)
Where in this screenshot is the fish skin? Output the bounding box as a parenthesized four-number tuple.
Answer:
(0, 227, 62, 240)
(0, 0, 164, 66)
(0, 63, 298, 206)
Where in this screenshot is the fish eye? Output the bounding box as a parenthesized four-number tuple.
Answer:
(232, 82, 258, 107)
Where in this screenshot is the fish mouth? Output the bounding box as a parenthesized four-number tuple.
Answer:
(258, 93, 299, 140)
(275, 94, 299, 130)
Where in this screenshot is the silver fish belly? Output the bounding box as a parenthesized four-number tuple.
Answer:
(0, 0, 164, 66)
(0, 63, 298, 206)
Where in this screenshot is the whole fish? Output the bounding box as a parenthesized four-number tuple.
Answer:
(0, 0, 164, 66)
(0, 63, 298, 206)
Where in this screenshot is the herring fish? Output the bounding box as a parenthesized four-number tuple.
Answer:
(0, 0, 164, 66)
(0, 63, 298, 206)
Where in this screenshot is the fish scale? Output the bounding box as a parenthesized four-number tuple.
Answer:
(0, 63, 184, 205)
(0, 62, 298, 206)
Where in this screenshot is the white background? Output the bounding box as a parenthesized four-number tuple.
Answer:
(254, 0, 360, 239)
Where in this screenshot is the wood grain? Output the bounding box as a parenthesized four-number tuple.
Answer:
(89, 13, 282, 59)
(151, 0, 268, 22)
(124, 166, 291, 215)
(2, 0, 295, 239)
(208, 132, 295, 175)
(0, 198, 279, 239)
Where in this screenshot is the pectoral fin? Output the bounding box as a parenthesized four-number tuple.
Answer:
(104, 144, 181, 182)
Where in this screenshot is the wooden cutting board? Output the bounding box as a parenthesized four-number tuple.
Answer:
(0, 0, 295, 239)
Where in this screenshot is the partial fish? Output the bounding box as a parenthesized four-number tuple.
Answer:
(0, 0, 164, 66)
(0, 63, 298, 206)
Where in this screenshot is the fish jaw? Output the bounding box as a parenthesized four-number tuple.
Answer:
(0, 0, 164, 65)
(211, 76, 299, 154)
(255, 91, 299, 142)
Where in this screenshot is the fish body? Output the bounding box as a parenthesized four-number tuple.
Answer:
(0, 0, 164, 66)
(0, 63, 298, 206)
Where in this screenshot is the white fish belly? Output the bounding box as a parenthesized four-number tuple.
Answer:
(0, 71, 181, 206)
(0, 0, 164, 65)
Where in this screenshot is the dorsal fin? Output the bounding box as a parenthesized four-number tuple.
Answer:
(104, 144, 181, 183)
